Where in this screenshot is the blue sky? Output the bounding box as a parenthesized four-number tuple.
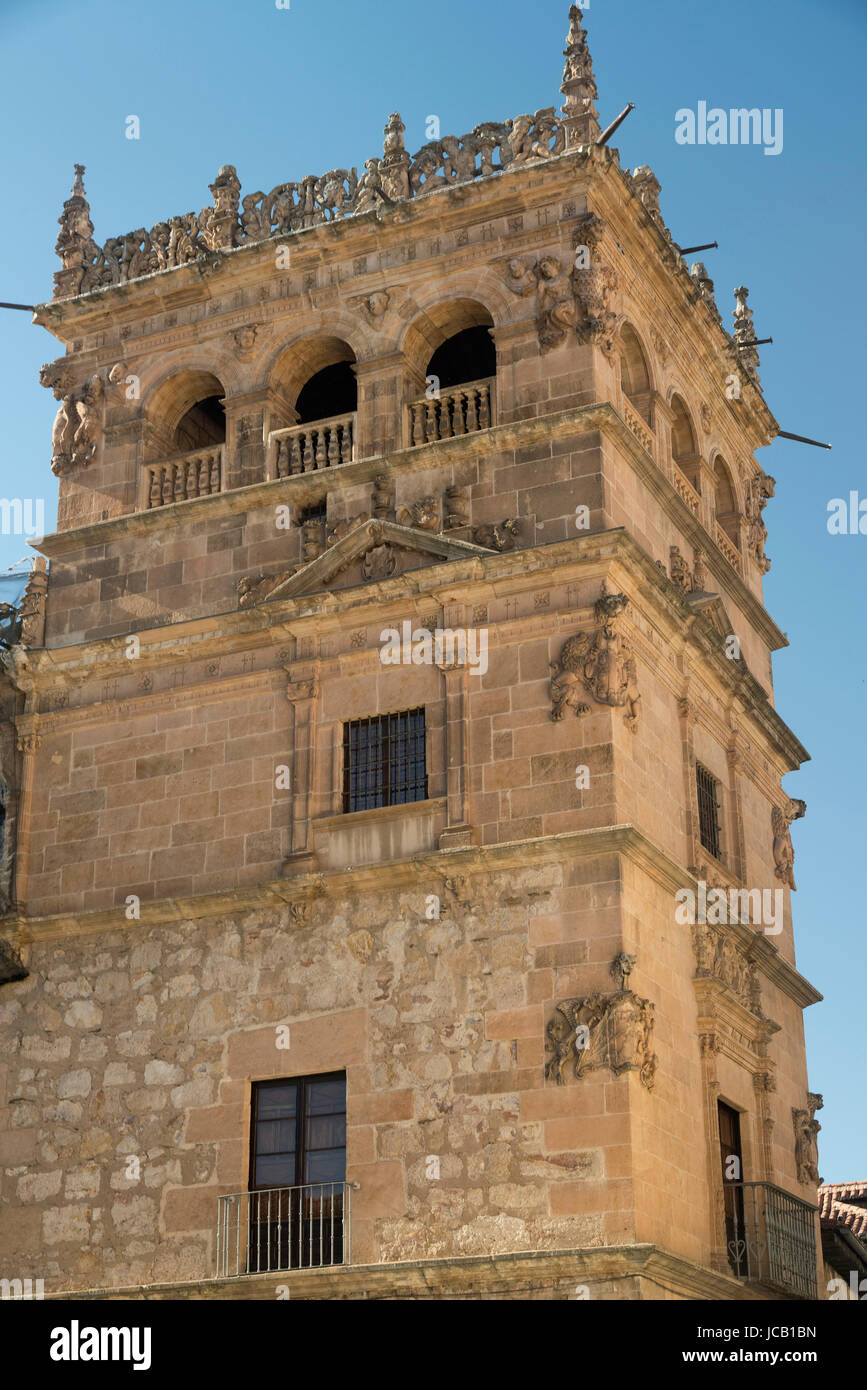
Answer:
(0, 0, 864, 1183)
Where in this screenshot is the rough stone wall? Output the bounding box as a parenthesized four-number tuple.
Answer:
(2, 858, 658, 1292)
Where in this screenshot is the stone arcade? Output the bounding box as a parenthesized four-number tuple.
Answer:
(0, 7, 823, 1300)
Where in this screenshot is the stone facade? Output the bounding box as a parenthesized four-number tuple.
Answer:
(0, 7, 823, 1300)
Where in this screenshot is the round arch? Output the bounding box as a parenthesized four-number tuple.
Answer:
(400, 297, 497, 381)
(618, 323, 654, 424)
(267, 334, 358, 414)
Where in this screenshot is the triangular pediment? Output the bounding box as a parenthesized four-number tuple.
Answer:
(243, 519, 496, 606)
(684, 590, 733, 638)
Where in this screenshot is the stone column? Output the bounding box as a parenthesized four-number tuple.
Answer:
(699, 1034, 729, 1274)
(353, 354, 426, 460)
(282, 670, 320, 876)
(725, 744, 748, 885)
(752, 1071, 776, 1183)
(12, 729, 41, 912)
(437, 602, 474, 849)
(222, 388, 286, 491)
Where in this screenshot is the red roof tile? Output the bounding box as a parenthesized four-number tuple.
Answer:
(818, 1182, 867, 1240)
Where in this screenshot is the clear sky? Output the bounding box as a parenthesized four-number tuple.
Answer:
(0, 0, 864, 1183)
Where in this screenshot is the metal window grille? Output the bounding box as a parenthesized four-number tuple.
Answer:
(342, 708, 427, 813)
(298, 500, 327, 524)
(696, 762, 722, 860)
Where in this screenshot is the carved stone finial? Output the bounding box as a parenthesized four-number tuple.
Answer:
(381, 114, 411, 202)
(690, 261, 716, 310)
(560, 5, 600, 148)
(203, 164, 242, 249)
(53, 164, 97, 300)
(733, 285, 760, 379)
(632, 166, 662, 221)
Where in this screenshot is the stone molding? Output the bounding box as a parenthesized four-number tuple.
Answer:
(39, 1242, 792, 1303)
(0, 821, 824, 1014)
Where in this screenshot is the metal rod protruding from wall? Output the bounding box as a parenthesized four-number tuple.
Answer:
(596, 103, 635, 147)
(777, 430, 832, 450)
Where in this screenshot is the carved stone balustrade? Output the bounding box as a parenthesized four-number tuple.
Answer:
(715, 523, 742, 575)
(270, 414, 356, 477)
(621, 398, 655, 458)
(673, 468, 701, 518)
(143, 446, 223, 509)
(408, 379, 494, 448)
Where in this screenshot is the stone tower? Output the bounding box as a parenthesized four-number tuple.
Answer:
(0, 6, 823, 1300)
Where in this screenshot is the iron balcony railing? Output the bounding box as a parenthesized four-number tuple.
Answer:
(216, 1181, 350, 1278)
(724, 1180, 818, 1299)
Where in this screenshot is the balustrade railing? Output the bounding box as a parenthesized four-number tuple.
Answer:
(409, 378, 494, 447)
(144, 446, 223, 509)
(622, 397, 655, 456)
(271, 414, 356, 476)
(724, 1181, 817, 1299)
(715, 523, 742, 574)
(672, 466, 701, 517)
(216, 1182, 350, 1278)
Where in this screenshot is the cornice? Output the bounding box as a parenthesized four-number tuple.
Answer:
(14, 524, 808, 772)
(42, 1242, 783, 1302)
(31, 399, 788, 657)
(34, 147, 600, 342)
(1, 822, 823, 1013)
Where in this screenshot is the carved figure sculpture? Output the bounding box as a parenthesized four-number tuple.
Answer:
(772, 797, 806, 890)
(792, 1094, 823, 1186)
(354, 159, 390, 215)
(745, 470, 775, 574)
(17, 560, 48, 647)
(670, 545, 692, 592)
(473, 518, 519, 552)
(72, 375, 104, 464)
(397, 497, 439, 532)
(361, 543, 396, 582)
(536, 256, 577, 349)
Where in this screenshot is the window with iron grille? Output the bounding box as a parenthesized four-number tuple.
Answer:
(696, 762, 722, 860)
(342, 708, 427, 813)
(298, 499, 327, 525)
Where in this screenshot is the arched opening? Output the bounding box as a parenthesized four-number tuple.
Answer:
(404, 300, 496, 446)
(146, 369, 227, 453)
(175, 394, 226, 452)
(143, 369, 228, 508)
(671, 394, 700, 492)
(269, 337, 358, 474)
(619, 325, 653, 425)
(714, 457, 740, 549)
(425, 326, 496, 391)
(295, 361, 357, 425)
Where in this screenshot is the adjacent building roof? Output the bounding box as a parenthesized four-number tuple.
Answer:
(818, 1181, 867, 1241)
